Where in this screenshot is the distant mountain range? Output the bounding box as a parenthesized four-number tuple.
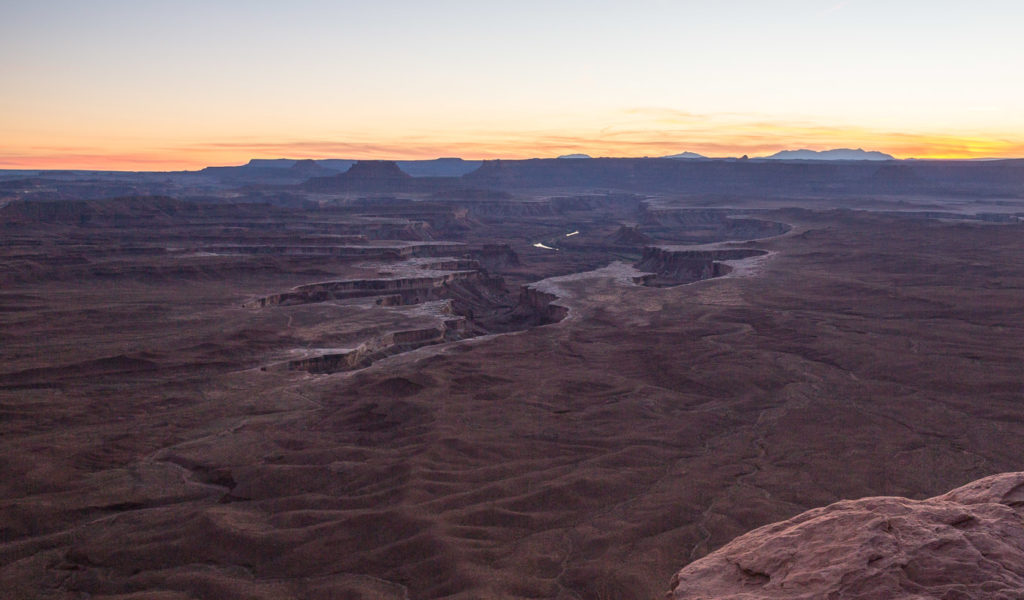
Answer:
(209, 149, 894, 181)
(557, 152, 710, 160)
(6, 155, 1024, 201)
(764, 148, 895, 161)
(662, 151, 707, 160)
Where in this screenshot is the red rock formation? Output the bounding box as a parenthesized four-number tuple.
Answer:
(667, 472, 1024, 600)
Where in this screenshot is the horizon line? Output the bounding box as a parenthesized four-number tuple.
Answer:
(3, 153, 1024, 174)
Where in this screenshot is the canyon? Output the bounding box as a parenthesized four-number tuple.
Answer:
(1, 159, 1023, 599)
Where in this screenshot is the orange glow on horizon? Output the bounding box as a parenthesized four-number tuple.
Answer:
(3, 119, 1024, 171)
(4, 139, 1023, 172)
(5, 3, 1024, 172)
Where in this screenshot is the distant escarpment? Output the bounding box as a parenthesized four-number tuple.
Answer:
(465, 157, 886, 192)
(303, 160, 463, 193)
(460, 157, 1024, 196)
(194, 157, 483, 184)
(668, 472, 1024, 600)
(635, 246, 767, 286)
(200, 158, 339, 183)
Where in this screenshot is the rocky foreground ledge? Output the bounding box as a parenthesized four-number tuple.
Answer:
(668, 472, 1024, 599)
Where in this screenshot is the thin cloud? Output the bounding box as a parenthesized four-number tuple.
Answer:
(818, 2, 849, 16)
(621, 107, 710, 125)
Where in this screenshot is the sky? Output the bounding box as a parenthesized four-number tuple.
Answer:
(2, 0, 1023, 170)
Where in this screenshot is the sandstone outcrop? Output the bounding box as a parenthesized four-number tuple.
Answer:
(635, 246, 766, 286)
(668, 472, 1024, 600)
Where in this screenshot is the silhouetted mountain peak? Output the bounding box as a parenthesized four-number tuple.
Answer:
(765, 148, 895, 161)
(662, 151, 707, 160)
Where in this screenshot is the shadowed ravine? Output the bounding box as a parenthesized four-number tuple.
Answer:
(251, 238, 774, 375)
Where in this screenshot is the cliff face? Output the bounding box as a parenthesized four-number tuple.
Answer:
(248, 270, 489, 308)
(668, 472, 1024, 600)
(287, 319, 466, 374)
(514, 286, 569, 325)
(635, 246, 766, 286)
(468, 244, 520, 270)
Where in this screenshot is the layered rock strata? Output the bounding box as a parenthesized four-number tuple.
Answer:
(635, 246, 767, 286)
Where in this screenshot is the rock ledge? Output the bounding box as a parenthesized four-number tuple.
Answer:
(668, 472, 1024, 599)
